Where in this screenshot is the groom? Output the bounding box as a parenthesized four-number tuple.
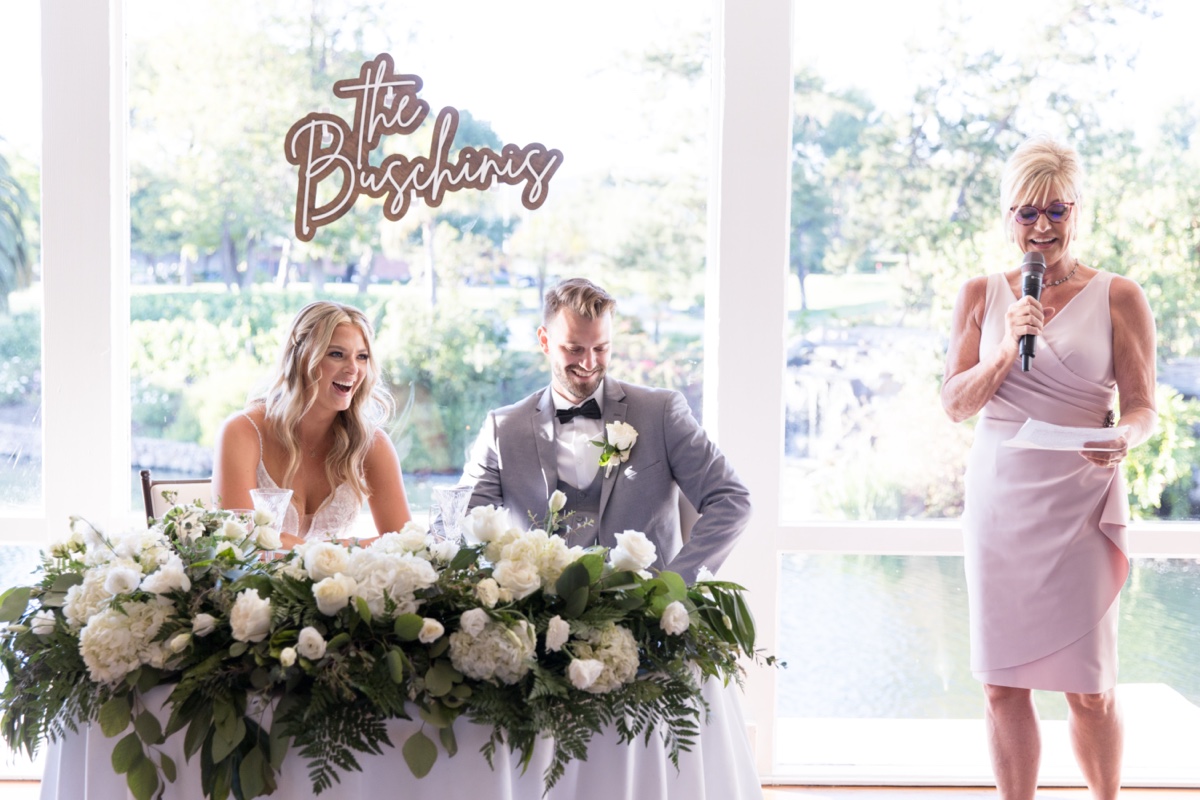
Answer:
(460, 278, 751, 581)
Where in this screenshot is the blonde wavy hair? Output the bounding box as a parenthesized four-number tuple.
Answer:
(254, 301, 393, 503)
(542, 278, 617, 324)
(1000, 134, 1085, 242)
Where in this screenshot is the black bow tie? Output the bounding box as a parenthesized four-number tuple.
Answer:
(556, 398, 602, 424)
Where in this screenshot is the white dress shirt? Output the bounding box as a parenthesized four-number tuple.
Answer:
(550, 383, 605, 490)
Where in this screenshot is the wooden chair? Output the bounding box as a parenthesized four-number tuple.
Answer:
(139, 469, 213, 526)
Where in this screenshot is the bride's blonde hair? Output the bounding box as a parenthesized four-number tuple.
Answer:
(255, 301, 393, 502)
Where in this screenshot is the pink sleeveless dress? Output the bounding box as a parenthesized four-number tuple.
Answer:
(962, 271, 1130, 693)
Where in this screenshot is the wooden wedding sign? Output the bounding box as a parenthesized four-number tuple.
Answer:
(284, 54, 564, 242)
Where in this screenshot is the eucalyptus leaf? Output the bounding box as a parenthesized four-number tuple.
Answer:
(563, 585, 589, 618)
(393, 613, 424, 641)
(127, 755, 160, 800)
(386, 648, 406, 684)
(554, 562, 590, 599)
(428, 636, 450, 658)
(417, 701, 451, 728)
(99, 694, 132, 737)
(160, 752, 177, 783)
(211, 718, 246, 763)
(50, 572, 84, 592)
(183, 703, 214, 761)
(136, 666, 165, 694)
(356, 596, 373, 622)
(439, 724, 458, 757)
(0, 586, 31, 622)
(424, 660, 460, 697)
(238, 746, 267, 799)
(134, 710, 164, 745)
(401, 730, 438, 778)
(110, 732, 145, 774)
(228, 641, 248, 658)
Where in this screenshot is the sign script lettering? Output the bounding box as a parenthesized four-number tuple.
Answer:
(285, 54, 564, 242)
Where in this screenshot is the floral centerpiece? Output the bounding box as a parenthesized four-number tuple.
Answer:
(0, 497, 771, 800)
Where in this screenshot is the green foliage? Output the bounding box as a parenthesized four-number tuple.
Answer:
(0, 150, 36, 315)
(0, 309, 40, 405)
(0, 499, 771, 799)
(1123, 385, 1200, 520)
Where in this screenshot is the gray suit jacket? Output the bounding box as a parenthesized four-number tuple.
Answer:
(460, 379, 752, 581)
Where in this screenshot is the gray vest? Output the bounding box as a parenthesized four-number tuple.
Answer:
(555, 471, 604, 549)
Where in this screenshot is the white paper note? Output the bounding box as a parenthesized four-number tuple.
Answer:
(1002, 418, 1130, 451)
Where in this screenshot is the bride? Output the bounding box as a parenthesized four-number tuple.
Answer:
(213, 300, 411, 546)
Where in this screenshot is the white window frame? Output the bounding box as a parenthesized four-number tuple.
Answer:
(12, 0, 1198, 785)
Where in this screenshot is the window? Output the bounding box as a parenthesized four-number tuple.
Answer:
(0, 3, 43, 515)
(776, 0, 1200, 782)
(125, 0, 712, 522)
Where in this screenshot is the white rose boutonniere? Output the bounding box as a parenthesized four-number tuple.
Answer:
(593, 421, 638, 478)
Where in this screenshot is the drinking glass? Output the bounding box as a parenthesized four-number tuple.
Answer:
(250, 488, 293, 529)
(430, 484, 473, 543)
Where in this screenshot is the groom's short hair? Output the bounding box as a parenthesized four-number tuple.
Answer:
(543, 278, 617, 324)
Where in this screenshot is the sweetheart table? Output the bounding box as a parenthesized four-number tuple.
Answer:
(37, 678, 762, 800)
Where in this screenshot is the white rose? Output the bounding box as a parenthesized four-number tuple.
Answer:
(229, 589, 272, 643)
(492, 558, 542, 601)
(252, 509, 273, 527)
(222, 519, 249, 541)
(296, 626, 327, 660)
(192, 613, 217, 637)
(418, 618, 445, 643)
(103, 561, 143, 596)
(279, 647, 297, 667)
(312, 573, 357, 616)
(168, 632, 191, 653)
(463, 505, 510, 543)
(568, 658, 605, 691)
(605, 421, 638, 454)
(545, 615, 570, 652)
(609, 530, 657, 572)
(140, 555, 192, 595)
(429, 539, 460, 563)
(305, 542, 350, 582)
(475, 578, 500, 608)
(660, 601, 690, 635)
(31, 609, 56, 637)
(396, 522, 431, 552)
(254, 526, 283, 551)
(548, 490, 567, 514)
(695, 565, 716, 583)
(460, 607, 489, 638)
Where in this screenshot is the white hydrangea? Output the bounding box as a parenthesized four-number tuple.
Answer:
(570, 623, 639, 694)
(63, 570, 116, 630)
(448, 619, 536, 684)
(78, 597, 175, 684)
(346, 549, 438, 618)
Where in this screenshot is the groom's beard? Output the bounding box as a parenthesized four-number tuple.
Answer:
(553, 362, 605, 403)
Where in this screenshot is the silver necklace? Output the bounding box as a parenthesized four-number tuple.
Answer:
(1044, 259, 1079, 289)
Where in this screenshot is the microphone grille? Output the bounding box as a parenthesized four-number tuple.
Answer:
(1021, 251, 1046, 272)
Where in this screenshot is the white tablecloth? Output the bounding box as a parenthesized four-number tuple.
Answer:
(39, 678, 762, 800)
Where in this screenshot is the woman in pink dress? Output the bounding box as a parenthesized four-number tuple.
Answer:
(942, 136, 1157, 800)
(213, 301, 411, 546)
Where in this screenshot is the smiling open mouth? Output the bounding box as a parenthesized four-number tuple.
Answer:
(333, 381, 353, 394)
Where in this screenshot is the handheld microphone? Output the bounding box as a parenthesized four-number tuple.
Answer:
(1018, 251, 1046, 372)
